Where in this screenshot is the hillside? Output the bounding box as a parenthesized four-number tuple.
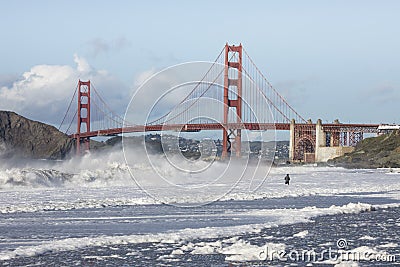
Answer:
(0, 111, 73, 159)
(329, 130, 400, 168)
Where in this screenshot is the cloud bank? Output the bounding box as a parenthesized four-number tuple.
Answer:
(0, 55, 130, 126)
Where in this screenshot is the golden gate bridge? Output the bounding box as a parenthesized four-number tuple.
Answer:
(59, 44, 379, 162)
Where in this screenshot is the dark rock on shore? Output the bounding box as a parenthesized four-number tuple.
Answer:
(329, 130, 400, 168)
(0, 111, 73, 159)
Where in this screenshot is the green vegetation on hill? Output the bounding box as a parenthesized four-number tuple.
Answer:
(329, 130, 400, 168)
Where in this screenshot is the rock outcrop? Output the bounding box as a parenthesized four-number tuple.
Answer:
(329, 130, 400, 168)
(0, 111, 73, 159)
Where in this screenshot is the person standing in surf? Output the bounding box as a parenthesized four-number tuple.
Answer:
(284, 174, 290, 185)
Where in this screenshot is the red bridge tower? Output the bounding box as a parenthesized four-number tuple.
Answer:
(222, 44, 243, 158)
(76, 80, 91, 154)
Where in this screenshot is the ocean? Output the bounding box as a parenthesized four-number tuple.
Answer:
(0, 151, 399, 266)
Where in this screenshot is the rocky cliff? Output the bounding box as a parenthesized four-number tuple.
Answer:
(329, 130, 400, 168)
(0, 111, 73, 159)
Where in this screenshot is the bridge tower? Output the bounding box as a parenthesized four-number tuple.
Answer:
(222, 44, 243, 158)
(76, 80, 91, 154)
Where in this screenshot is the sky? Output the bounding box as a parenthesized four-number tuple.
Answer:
(0, 0, 399, 130)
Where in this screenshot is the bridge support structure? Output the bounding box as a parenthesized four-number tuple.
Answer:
(289, 120, 316, 162)
(75, 80, 91, 155)
(222, 43, 243, 159)
(289, 119, 374, 163)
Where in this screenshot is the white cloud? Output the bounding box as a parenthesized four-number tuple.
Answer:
(73, 54, 92, 73)
(0, 55, 129, 127)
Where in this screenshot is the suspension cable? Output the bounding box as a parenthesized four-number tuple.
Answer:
(147, 46, 226, 125)
(242, 47, 306, 123)
(147, 49, 234, 125)
(58, 82, 78, 130)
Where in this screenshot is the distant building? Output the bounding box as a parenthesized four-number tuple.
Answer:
(378, 124, 400, 135)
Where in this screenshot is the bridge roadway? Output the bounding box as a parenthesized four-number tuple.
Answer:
(71, 123, 379, 139)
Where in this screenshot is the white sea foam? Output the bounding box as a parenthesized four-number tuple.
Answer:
(378, 242, 398, 248)
(0, 202, 398, 261)
(293, 230, 309, 238)
(358, 235, 376, 240)
(0, 163, 400, 213)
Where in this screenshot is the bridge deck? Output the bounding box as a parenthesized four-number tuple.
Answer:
(71, 123, 379, 139)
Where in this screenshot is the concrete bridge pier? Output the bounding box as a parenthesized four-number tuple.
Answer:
(289, 119, 295, 161)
